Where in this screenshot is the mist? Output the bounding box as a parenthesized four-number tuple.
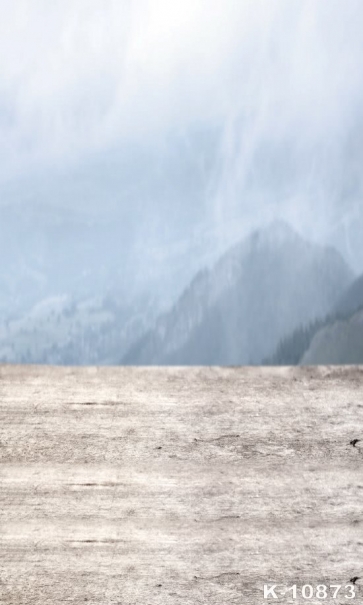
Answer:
(0, 1, 362, 364)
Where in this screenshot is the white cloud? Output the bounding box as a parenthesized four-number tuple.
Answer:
(0, 0, 362, 266)
(0, 0, 254, 172)
(4, 1, 361, 169)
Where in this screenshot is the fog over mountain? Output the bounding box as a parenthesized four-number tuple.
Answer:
(301, 271, 363, 364)
(334, 273, 363, 318)
(123, 222, 353, 365)
(265, 271, 363, 366)
(300, 308, 363, 365)
(0, 2, 362, 364)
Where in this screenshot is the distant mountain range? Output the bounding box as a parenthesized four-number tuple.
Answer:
(0, 291, 161, 365)
(123, 221, 354, 365)
(0, 200, 222, 318)
(1, 218, 359, 366)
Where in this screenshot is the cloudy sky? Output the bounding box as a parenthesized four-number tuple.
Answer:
(0, 0, 362, 270)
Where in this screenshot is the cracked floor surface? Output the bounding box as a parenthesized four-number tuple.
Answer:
(0, 365, 363, 604)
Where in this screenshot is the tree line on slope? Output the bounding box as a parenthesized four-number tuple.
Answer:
(263, 303, 363, 365)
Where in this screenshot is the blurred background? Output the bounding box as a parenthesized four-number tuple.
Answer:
(0, 0, 362, 365)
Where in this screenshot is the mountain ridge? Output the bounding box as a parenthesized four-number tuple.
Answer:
(123, 221, 354, 365)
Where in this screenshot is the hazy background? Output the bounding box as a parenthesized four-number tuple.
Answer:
(0, 1, 362, 364)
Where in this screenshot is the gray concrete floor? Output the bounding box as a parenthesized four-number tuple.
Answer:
(0, 365, 362, 604)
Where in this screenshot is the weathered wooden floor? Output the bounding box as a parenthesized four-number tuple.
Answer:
(0, 365, 362, 604)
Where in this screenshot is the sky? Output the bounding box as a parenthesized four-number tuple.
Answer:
(0, 0, 363, 271)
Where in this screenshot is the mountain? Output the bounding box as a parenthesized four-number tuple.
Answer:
(0, 198, 247, 324)
(300, 307, 363, 364)
(333, 273, 363, 317)
(265, 271, 363, 365)
(0, 202, 132, 316)
(0, 200, 230, 364)
(0, 128, 224, 319)
(298, 271, 363, 365)
(123, 221, 354, 365)
(0, 291, 161, 365)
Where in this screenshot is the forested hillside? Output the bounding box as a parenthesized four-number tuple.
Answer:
(124, 222, 353, 365)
